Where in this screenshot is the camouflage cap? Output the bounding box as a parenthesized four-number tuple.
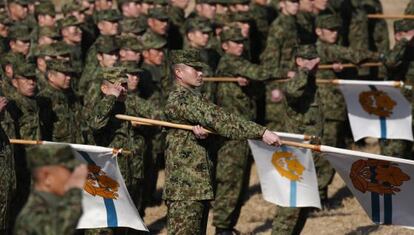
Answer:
(315, 14, 342, 30)
(195, 0, 218, 4)
(394, 20, 414, 33)
(33, 41, 72, 57)
(61, 2, 86, 15)
(93, 9, 122, 23)
(141, 31, 167, 49)
(35, 1, 56, 16)
(8, 24, 32, 41)
(120, 17, 147, 34)
(229, 12, 252, 23)
(142, 0, 168, 5)
(169, 49, 208, 69)
(185, 18, 212, 33)
(227, 0, 249, 4)
(13, 62, 36, 78)
(0, 12, 12, 26)
(147, 7, 169, 21)
(96, 36, 119, 54)
(8, 0, 30, 6)
(118, 35, 144, 51)
(38, 26, 61, 39)
(220, 26, 245, 42)
(0, 53, 25, 66)
(46, 60, 76, 73)
(26, 144, 81, 171)
(58, 16, 81, 29)
(123, 63, 143, 75)
(117, 0, 142, 7)
(99, 67, 128, 83)
(295, 44, 318, 59)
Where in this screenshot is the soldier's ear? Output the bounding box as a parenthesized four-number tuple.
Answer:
(96, 53, 103, 61)
(221, 42, 229, 51)
(315, 28, 322, 37)
(5, 64, 13, 78)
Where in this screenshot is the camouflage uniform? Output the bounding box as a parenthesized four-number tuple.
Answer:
(164, 49, 267, 234)
(260, 4, 299, 131)
(272, 45, 323, 235)
(213, 27, 281, 233)
(405, 0, 414, 14)
(381, 20, 414, 159)
(14, 144, 83, 235)
(0, 105, 16, 234)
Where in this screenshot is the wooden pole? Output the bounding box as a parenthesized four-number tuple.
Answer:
(368, 14, 414, 20)
(203, 77, 239, 82)
(281, 140, 321, 152)
(9, 139, 132, 155)
(318, 62, 382, 70)
(116, 114, 215, 134)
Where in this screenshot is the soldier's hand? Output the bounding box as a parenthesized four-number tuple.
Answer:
(332, 63, 344, 72)
(262, 130, 281, 147)
(237, 77, 249, 87)
(192, 125, 208, 139)
(64, 164, 88, 192)
(270, 89, 284, 103)
(287, 71, 296, 79)
(0, 97, 8, 112)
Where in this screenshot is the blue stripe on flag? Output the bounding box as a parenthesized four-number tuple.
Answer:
(280, 146, 297, 207)
(384, 194, 392, 224)
(369, 166, 380, 223)
(380, 117, 387, 139)
(368, 85, 387, 139)
(76, 150, 119, 227)
(104, 198, 118, 227)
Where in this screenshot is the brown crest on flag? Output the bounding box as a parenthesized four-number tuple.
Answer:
(272, 151, 305, 181)
(359, 90, 397, 117)
(84, 164, 120, 199)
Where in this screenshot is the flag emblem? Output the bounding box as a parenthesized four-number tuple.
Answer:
(85, 164, 120, 200)
(359, 89, 396, 117)
(272, 151, 305, 181)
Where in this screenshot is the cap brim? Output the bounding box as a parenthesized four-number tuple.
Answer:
(186, 61, 209, 70)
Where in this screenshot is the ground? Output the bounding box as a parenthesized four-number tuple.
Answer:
(144, 1, 414, 234)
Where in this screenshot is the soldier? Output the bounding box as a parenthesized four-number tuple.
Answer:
(213, 27, 282, 235)
(146, 7, 169, 38)
(118, 0, 148, 37)
(2, 62, 43, 224)
(87, 67, 149, 235)
(0, 90, 16, 235)
(164, 49, 281, 234)
(260, 0, 300, 132)
(271, 44, 322, 235)
(315, 14, 383, 203)
(406, 0, 414, 14)
(296, 0, 316, 44)
(37, 60, 84, 144)
(14, 144, 88, 235)
(187, 0, 217, 22)
(117, 35, 144, 68)
(381, 20, 414, 158)
(0, 13, 11, 55)
(94, 0, 113, 11)
(36, 26, 61, 46)
(6, 24, 32, 60)
(168, 0, 189, 49)
(7, 0, 36, 27)
(58, 16, 84, 65)
(34, 1, 56, 27)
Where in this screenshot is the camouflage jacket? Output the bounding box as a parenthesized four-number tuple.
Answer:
(141, 62, 169, 106)
(296, 12, 316, 44)
(406, 0, 414, 14)
(384, 39, 414, 84)
(283, 69, 323, 137)
(37, 85, 84, 144)
(89, 94, 150, 180)
(163, 84, 266, 200)
(0, 124, 16, 231)
(14, 189, 82, 235)
(215, 53, 275, 120)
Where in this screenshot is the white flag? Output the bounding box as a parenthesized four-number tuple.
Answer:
(324, 145, 414, 226)
(44, 141, 148, 231)
(248, 133, 321, 208)
(338, 80, 413, 141)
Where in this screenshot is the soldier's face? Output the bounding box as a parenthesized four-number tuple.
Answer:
(12, 76, 37, 97)
(95, 0, 112, 10)
(98, 53, 119, 67)
(229, 4, 249, 13)
(280, 1, 299, 15)
(127, 73, 139, 91)
(187, 30, 209, 48)
(148, 18, 169, 36)
(313, 0, 328, 11)
(49, 71, 72, 90)
(299, 0, 313, 12)
(122, 2, 140, 17)
(62, 26, 83, 43)
(0, 23, 8, 38)
(119, 49, 141, 63)
(237, 22, 250, 38)
(140, 3, 153, 15)
(196, 4, 216, 20)
(8, 3, 28, 20)
(71, 11, 86, 23)
(175, 64, 203, 88)
(145, 49, 164, 65)
(45, 165, 72, 196)
(317, 28, 338, 44)
(98, 21, 119, 35)
(223, 41, 244, 56)
(10, 40, 30, 55)
(38, 14, 56, 27)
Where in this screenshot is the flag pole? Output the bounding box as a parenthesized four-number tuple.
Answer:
(368, 14, 414, 20)
(9, 139, 132, 155)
